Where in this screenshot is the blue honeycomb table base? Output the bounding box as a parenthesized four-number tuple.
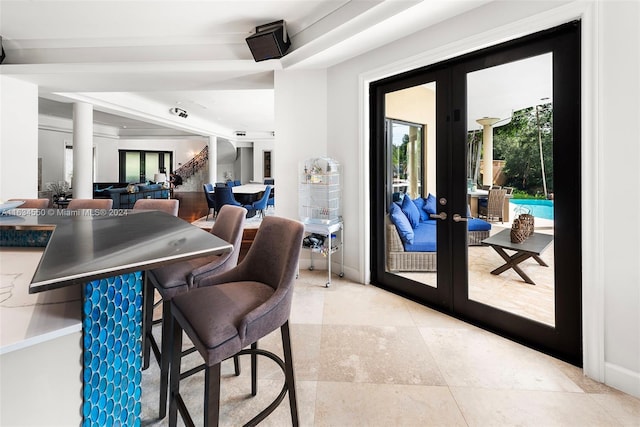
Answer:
(82, 272, 143, 426)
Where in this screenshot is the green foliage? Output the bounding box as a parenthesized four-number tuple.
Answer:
(392, 134, 409, 179)
(492, 103, 553, 195)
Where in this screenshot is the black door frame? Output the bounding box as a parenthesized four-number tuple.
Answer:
(370, 21, 582, 365)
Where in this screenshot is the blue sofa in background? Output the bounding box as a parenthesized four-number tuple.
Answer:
(386, 194, 491, 272)
(107, 183, 169, 209)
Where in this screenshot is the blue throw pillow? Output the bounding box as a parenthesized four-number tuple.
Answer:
(389, 203, 414, 244)
(401, 194, 420, 228)
(412, 197, 430, 222)
(423, 193, 437, 216)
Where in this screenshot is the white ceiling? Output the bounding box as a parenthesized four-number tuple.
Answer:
(0, 0, 489, 139)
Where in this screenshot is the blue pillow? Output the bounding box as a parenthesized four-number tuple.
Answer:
(423, 193, 437, 216)
(401, 194, 420, 228)
(412, 197, 430, 222)
(389, 203, 414, 244)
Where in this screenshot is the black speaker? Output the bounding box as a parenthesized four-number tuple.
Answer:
(0, 36, 5, 64)
(245, 20, 291, 62)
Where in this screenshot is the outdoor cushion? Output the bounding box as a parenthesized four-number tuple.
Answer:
(423, 193, 437, 216)
(412, 197, 430, 222)
(404, 221, 437, 252)
(389, 203, 414, 244)
(401, 194, 421, 228)
(468, 218, 491, 232)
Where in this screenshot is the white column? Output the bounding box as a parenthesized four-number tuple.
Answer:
(476, 117, 500, 187)
(72, 102, 94, 199)
(208, 136, 217, 184)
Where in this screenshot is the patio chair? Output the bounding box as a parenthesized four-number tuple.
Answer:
(478, 188, 507, 222)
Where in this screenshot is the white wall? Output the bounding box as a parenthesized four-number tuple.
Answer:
(0, 76, 39, 199)
(319, 0, 639, 397)
(598, 0, 640, 397)
(274, 69, 328, 224)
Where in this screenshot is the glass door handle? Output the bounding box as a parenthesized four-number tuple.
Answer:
(453, 214, 468, 222)
(430, 212, 447, 220)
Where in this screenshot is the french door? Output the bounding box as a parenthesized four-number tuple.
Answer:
(370, 22, 581, 365)
(118, 150, 173, 183)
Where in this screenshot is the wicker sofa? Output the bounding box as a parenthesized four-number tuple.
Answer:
(386, 195, 491, 272)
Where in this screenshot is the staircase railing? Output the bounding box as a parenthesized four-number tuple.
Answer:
(174, 145, 208, 182)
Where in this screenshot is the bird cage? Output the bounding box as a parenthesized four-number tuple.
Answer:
(299, 157, 341, 224)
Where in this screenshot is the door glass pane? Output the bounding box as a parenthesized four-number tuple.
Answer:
(384, 82, 437, 288)
(466, 53, 556, 326)
(145, 152, 159, 182)
(124, 152, 140, 183)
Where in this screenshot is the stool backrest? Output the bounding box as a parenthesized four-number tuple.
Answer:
(67, 199, 113, 210)
(132, 199, 179, 216)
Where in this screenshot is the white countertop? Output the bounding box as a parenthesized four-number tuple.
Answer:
(0, 247, 82, 354)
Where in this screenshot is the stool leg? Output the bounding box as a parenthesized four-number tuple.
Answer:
(142, 273, 154, 370)
(281, 322, 299, 426)
(233, 354, 241, 376)
(159, 299, 172, 418)
(204, 363, 221, 427)
(251, 342, 258, 396)
(168, 316, 183, 427)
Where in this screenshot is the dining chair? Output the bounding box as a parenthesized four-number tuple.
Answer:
(168, 216, 304, 427)
(244, 185, 272, 218)
(66, 198, 113, 210)
(203, 184, 217, 220)
(143, 204, 247, 418)
(214, 186, 242, 216)
(133, 199, 179, 216)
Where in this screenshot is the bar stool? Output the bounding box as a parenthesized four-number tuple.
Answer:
(143, 204, 247, 418)
(168, 216, 304, 427)
(8, 198, 50, 209)
(133, 198, 179, 216)
(66, 198, 113, 210)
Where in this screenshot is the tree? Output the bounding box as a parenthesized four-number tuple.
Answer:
(493, 103, 553, 196)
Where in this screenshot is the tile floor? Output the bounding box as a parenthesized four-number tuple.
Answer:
(141, 269, 640, 426)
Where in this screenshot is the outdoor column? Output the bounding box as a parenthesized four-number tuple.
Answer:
(72, 102, 93, 199)
(476, 117, 500, 187)
(208, 136, 217, 184)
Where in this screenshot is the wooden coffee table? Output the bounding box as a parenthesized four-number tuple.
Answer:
(482, 229, 553, 285)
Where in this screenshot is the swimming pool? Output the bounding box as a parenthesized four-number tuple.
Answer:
(510, 199, 554, 220)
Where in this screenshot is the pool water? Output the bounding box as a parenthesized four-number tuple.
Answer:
(510, 199, 554, 220)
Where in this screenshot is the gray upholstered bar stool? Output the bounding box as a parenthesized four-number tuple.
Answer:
(66, 198, 113, 210)
(8, 198, 50, 209)
(143, 204, 247, 418)
(133, 198, 179, 216)
(168, 216, 304, 427)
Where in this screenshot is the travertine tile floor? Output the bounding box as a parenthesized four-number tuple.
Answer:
(141, 269, 640, 426)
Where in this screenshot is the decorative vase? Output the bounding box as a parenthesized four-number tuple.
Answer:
(518, 213, 535, 237)
(510, 218, 528, 243)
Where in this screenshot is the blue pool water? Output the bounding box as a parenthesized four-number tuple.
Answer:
(510, 199, 554, 220)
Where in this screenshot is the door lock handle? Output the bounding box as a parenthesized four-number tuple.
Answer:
(430, 212, 447, 220)
(453, 214, 468, 222)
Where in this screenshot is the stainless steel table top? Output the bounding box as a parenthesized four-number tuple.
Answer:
(0, 210, 232, 293)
